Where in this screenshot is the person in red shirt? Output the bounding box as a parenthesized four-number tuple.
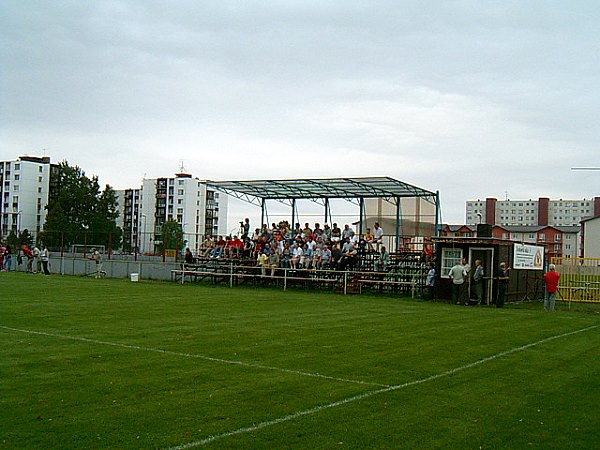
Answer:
(543, 264, 560, 312)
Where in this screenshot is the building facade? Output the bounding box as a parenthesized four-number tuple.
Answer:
(0, 156, 53, 241)
(127, 173, 228, 255)
(581, 216, 600, 258)
(441, 223, 580, 259)
(466, 197, 600, 227)
(115, 188, 142, 253)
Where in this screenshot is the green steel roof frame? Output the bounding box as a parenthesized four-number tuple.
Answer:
(205, 177, 441, 243)
(206, 176, 437, 207)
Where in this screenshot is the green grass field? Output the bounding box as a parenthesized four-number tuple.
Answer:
(2, 272, 600, 449)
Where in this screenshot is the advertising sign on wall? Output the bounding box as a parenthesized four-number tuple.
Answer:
(513, 243, 544, 270)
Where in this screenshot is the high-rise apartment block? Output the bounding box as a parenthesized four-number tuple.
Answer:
(117, 172, 228, 255)
(0, 156, 54, 241)
(466, 197, 600, 227)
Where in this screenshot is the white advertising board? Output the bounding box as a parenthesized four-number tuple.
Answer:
(513, 243, 544, 270)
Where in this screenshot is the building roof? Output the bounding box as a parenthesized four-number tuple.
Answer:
(502, 225, 580, 233)
(443, 224, 476, 232)
(206, 176, 438, 206)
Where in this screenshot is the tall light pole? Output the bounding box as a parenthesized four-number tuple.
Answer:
(16, 210, 22, 235)
(141, 214, 147, 254)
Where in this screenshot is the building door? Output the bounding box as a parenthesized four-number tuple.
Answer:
(468, 247, 494, 305)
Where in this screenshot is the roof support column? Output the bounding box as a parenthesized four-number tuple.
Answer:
(324, 198, 330, 225)
(435, 191, 441, 237)
(291, 199, 296, 238)
(261, 198, 266, 228)
(359, 197, 364, 235)
(395, 197, 402, 252)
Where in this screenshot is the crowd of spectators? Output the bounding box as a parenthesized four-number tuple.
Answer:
(0, 242, 50, 274)
(192, 219, 388, 272)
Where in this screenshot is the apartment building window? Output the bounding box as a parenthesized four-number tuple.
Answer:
(13, 185, 19, 191)
(38, 176, 43, 182)
(529, 233, 535, 239)
(39, 166, 43, 172)
(14, 163, 20, 170)
(539, 233, 545, 241)
(14, 174, 20, 180)
(555, 235, 561, 241)
(566, 244, 571, 250)
(554, 244, 560, 253)
(177, 189, 184, 195)
(566, 234, 572, 240)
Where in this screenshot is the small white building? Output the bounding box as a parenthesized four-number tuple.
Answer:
(581, 216, 600, 258)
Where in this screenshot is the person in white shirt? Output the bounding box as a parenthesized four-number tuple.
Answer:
(449, 259, 467, 305)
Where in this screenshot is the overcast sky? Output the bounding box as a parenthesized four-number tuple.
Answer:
(2, 1, 599, 227)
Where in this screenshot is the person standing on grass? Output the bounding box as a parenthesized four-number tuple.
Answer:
(543, 264, 560, 311)
(496, 262, 510, 307)
(472, 259, 484, 304)
(449, 259, 467, 305)
(88, 248, 103, 278)
(40, 245, 50, 275)
(425, 262, 435, 300)
(4, 244, 13, 271)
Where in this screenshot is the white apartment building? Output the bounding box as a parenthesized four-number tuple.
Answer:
(134, 173, 228, 255)
(0, 156, 52, 241)
(466, 197, 600, 227)
(115, 188, 142, 253)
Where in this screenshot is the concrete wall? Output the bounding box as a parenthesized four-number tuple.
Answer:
(13, 255, 179, 281)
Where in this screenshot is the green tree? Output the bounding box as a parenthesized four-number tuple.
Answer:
(157, 220, 184, 256)
(6, 230, 19, 249)
(18, 229, 34, 248)
(41, 161, 121, 250)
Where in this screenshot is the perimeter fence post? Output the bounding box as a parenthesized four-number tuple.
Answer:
(344, 271, 347, 295)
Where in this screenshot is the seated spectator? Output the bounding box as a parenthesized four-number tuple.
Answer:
(339, 244, 358, 271)
(342, 224, 353, 240)
(268, 250, 280, 276)
(330, 243, 343, 270)
(211, 236, 226, 258)
(300, 244, 313, 268)
(312, 246, 323, 269)
(184, 247, 194, 265)
(374, 246, 390, 272)
(331, 223, 342, 242)
(320, 245, 332, 269)
(290, 243, 303, 269)
(242, 237, 254, 258)
(322, 224, 332, 241)
(199, 235, 214, 258)
(371, 222, 384, 250)
(280, 242, 291, 268)
(257, 251, 269, 276)
(357, 235, 367, 253)
(302, 223, 313, 240)
(226, 235, 243, 258)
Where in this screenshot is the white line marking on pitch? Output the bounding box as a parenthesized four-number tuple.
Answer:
(163, 323, 600, 450)
(0, 325, 387, 388)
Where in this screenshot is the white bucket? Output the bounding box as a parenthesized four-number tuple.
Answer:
(130, 273, 139, 282)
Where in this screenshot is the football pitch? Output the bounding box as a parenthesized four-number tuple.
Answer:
(2, 273, 600, 449)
